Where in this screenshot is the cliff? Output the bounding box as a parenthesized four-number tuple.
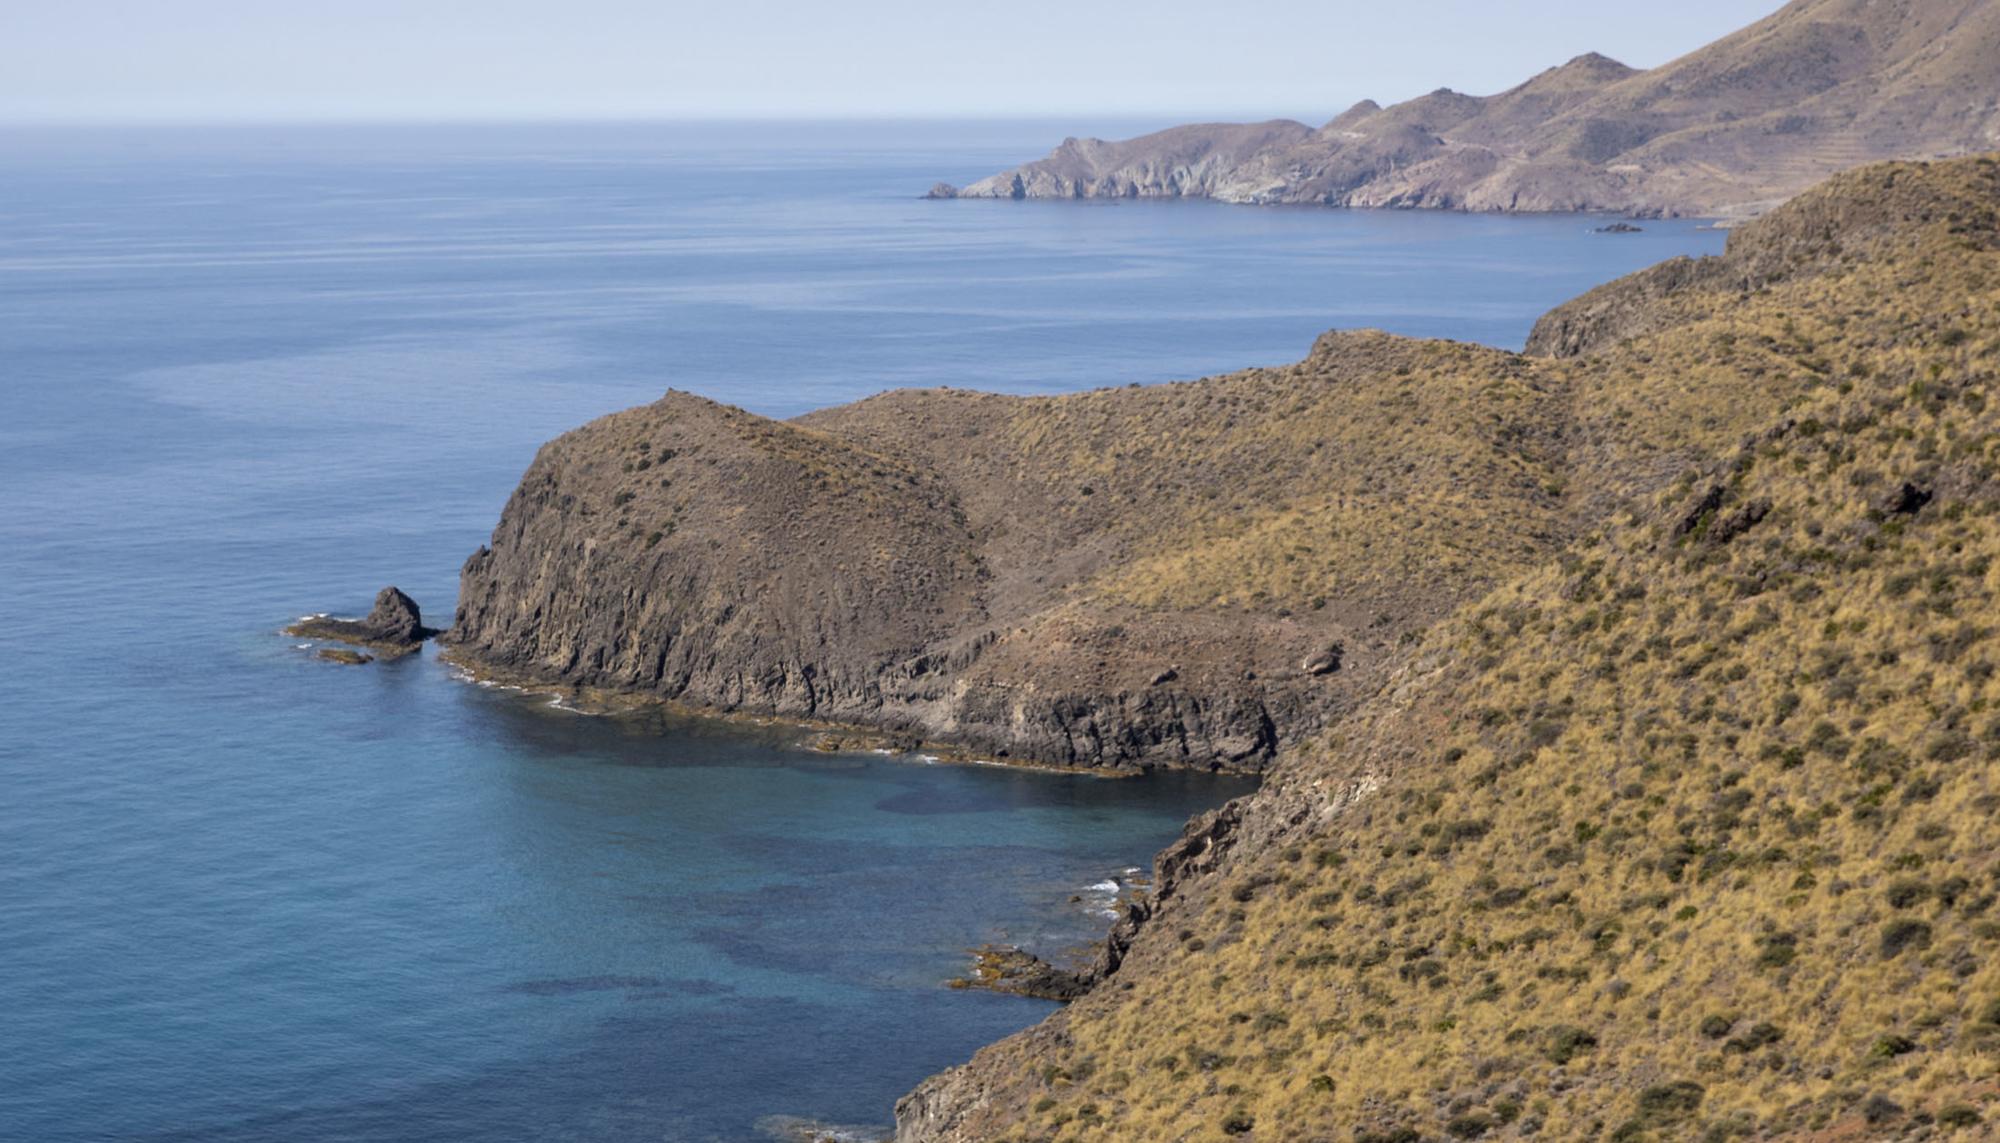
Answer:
(931, 0, 2000, 218)
(894, 156, 2000, 1140)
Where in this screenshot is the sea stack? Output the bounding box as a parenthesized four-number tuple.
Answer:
(287, 586, 438, 658)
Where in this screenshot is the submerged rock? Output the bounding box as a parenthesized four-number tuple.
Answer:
(286, 586, 438, 658)
(315, 648, 374, 665)
(753, 1115, 890, 1143)
(947, 945, 1092, 1002)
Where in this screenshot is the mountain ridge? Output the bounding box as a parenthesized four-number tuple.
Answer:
(929, 0, 2000, 217)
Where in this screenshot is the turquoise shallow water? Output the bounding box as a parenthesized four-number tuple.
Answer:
(0, 121, 1724, 1141)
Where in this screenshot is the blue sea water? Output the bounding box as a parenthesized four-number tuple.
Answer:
(0, 121, 1725, 1142)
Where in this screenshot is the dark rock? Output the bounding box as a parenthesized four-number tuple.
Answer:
(1707, 499, 1771, 545)
(806, 730, 923, 754)
(1883, 481, 1933, 515)
(286, 586, 438, 657)
(948, 945, 1092, 1001)
(923, 182, 959, 200)
(1595, 221, 1645, 233)
(1674, 484, 1727, 538)
(316, 648, 373, 665)
(1149, 667, 1179, 686)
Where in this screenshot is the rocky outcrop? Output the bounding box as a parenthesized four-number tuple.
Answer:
(287, 586, 437, 658)
(938, 0, 2000, 218)
(948, 946, 1092, 1002)
(442, 389, 1349, 772)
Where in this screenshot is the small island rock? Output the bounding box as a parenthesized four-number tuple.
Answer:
(286, 586, 438, 658)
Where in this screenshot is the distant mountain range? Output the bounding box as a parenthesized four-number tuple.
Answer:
(929, 0, 2000, 216)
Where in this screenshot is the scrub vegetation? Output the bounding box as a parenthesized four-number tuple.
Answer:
(899, 156, 2000, 1141)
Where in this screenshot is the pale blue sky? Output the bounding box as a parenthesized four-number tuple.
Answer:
(1, 0, 1783, 123)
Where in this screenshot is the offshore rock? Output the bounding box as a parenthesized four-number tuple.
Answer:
(287, 586, 437, 658)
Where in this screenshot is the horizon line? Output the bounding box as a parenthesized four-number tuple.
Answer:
(0, 109, 1340, 131)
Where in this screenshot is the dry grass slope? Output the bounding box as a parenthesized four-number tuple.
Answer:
(898, 157, 2000, 1142)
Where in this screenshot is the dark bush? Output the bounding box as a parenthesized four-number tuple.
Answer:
(1544, 1024, 1599, 1064)
(1722, 1022, 1784, 1053)
(1446, 1111, 1496, 1138)
(1862, 1094, 1904, 1125)
(1885, 879, 1933, 908)
(1633, 1080, 1705, 1124)
(1938, 1104, 1981, 1127)
(1881, 919, 1934, 958)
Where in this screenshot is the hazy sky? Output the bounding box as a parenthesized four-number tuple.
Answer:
(2, 0, 1784, 123)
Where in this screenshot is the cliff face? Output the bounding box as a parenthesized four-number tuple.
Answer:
(450, 397, 989, 725)
(895, 157, 2000, 1141)
(933, 0, 2000, 217)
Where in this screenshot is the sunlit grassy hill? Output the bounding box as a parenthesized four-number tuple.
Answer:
(897, 156, 2000, 1142)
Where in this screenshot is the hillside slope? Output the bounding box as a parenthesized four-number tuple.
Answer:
(443, 163, 1910, 773)
(896, 156, 2000, 1141)
(931, 0, 2000, 217)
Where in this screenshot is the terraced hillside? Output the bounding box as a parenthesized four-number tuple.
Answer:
(895, 156, 2000, 1141)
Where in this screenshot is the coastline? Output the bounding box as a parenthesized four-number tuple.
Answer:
(434, 643, 1160, 779)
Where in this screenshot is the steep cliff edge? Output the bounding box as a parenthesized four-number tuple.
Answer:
(933, 0, 2000, 217)
(895, 156, 2000, 1141)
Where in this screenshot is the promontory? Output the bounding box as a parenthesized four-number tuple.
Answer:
(448, 154, 2000, 1139)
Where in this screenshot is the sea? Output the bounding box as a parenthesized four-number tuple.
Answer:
(0, 120, 1725, 1142)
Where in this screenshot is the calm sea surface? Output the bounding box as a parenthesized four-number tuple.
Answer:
(0, 122, 1724, 1141)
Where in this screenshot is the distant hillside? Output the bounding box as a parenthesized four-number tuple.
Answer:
(896, 156, 2000, 1141)
(930, 0, 2000, 217)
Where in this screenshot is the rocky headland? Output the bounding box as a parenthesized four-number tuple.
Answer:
(929, 0, 2000, 219)
(451, 154, 2000, 1138)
